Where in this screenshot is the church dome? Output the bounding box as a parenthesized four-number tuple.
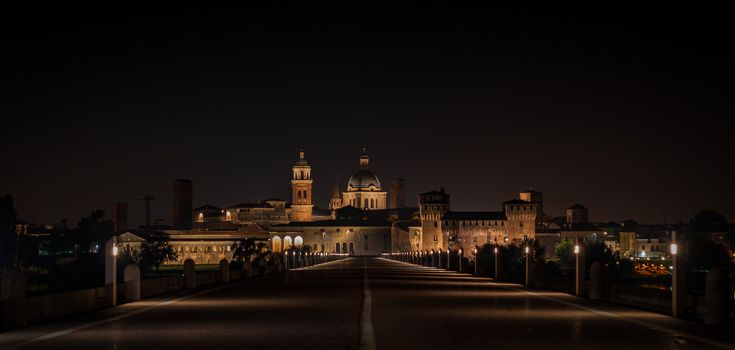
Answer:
(348, 170, 381, 190)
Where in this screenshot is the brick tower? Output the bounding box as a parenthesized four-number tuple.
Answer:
(291, 150, 313, 222)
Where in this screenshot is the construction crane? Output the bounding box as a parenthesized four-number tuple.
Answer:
(119, 195, 155, 227)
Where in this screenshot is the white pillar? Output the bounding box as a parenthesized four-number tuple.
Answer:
(575, 241, 585, 297)
(671, 231, 686, 318)
(105, 236, 118, 306)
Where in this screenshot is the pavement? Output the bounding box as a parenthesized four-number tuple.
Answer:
(0, 257, 733, 350)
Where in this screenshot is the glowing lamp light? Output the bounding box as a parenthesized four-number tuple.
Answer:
(112, 243, 119, 256)
(524, 246, 530, 254)
(446, 249, 450, 254)
(473, 249, 477, 254)
(670, 243, 678, 255)
(493, 247, 498, 254)
(574, 245, 580, 254)
(459, 249, 463, 254)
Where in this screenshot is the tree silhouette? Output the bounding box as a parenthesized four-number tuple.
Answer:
(139, 233, 178, 273)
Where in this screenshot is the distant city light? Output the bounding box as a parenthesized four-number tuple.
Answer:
(670, 243, 678, 255)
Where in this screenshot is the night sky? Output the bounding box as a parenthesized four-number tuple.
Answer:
(2, 9, 732, 227)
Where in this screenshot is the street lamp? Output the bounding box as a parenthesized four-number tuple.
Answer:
(473, 248, 478, 275)
(524, 245, 530, 286)
(671, 232, 684, 317)
(112, 243, 118, 306)
(494, 246, 500, 280)
(574, 241, 584, 297)
(458, 249, 463, 273)
(284, 250, 289, 270)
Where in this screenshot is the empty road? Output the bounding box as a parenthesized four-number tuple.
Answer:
(1, 258, 733, 350)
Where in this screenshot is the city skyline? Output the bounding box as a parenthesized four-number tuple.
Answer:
(2, 12, 732, 226)
(4, 146, 731, 228)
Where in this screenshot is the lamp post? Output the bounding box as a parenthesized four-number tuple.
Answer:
(574, 241, 585, 297)
(458, 249, 463, 273)
(671, 230, 686, 317)
(284, 251, 289, 270)
(112, 243, 118, 306)
(473, 248, 478, 275)
(494, 246, 499, 280)
(446, 249, 450, 270)
(524, 245, 530, 286)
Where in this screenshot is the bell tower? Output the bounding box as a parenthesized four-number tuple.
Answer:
(291, 149, 313, 222)
(329, 173, 342, 211)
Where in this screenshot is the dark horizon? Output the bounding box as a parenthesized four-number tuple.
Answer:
(2, 10, 733, 227)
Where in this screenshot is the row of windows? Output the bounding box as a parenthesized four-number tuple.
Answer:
(444, 220, 504, 227)
(176, 245, 232, 253)
(296, 190, 309, 200)
(640, 245, 664, 252)
(509, 205, 533, 211)
(293, 170, 310, 180)
(348, 198, 380, 209)
(422, 205, 446, 211)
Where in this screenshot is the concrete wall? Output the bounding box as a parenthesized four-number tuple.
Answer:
(608, 284, 671, 314)
(26, 286, 108, 323)
(140, 276, 184, 299)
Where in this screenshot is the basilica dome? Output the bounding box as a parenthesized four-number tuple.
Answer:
(348, 169, 382, 191)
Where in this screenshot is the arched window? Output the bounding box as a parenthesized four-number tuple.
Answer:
(297, 191, 302, 199)
(284, 236, 293, 250)
(294, 236, 304, 248)
(342, 242, 347, 253)
(336, 242, 341, 253)
(364, 198, 369, 209)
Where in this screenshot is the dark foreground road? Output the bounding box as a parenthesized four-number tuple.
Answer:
(0, 258, 733, 350)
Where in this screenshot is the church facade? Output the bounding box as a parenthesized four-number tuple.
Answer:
(329, 148, 387, 211)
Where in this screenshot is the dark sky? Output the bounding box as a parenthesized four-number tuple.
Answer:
(2, 9, 733, 227)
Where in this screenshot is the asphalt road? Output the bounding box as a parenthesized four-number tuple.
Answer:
(1, 257, 733, 350)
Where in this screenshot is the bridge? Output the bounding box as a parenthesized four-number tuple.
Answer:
(0, 258, 732, 350)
